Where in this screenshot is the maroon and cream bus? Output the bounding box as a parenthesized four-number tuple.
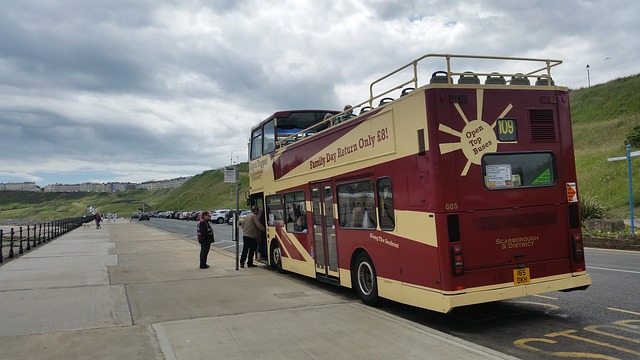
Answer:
(248, 53, 591, 313)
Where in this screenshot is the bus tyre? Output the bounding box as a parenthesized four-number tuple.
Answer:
(270, 241, 286, 274)
(353, 252, 382, 307)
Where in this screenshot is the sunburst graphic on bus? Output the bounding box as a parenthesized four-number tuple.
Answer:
(438, 89, 516, 176)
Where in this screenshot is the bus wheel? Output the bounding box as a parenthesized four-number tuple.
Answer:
(270, 241, 285, 274)
(353, 252, 382, 307)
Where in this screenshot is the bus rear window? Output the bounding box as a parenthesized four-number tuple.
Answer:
(482, 152, 556, 189)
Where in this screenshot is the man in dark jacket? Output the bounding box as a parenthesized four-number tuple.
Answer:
(198, 211, 214, 269)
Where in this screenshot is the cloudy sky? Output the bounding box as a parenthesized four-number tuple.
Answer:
(1, 0, 639, 187)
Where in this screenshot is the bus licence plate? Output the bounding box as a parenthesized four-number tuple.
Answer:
(513, 268, 530, 285)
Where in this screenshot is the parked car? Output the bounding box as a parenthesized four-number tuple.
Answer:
(227, 210, 249, 225)
(237, 210, 250, 225)
(189, 211, 201, 221)
(139, 213, 151, 221)
(131, 212, 140, 219)
(211, 209, 230, 224)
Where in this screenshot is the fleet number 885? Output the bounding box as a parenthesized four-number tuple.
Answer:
(445, 202, 458, 210)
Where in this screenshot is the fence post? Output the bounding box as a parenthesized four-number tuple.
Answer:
(31, 225, 37, 248)
(9, 228, 15, 258)
(0, 229, 3, 263)
(26, 226, 31, 251)
(19, 227, 24, 254)
(38, 224, 42, 245)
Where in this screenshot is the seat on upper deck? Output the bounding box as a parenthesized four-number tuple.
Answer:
(401, 87, 415, 96)
(378, 97, 394, 106)
(458, 71, 480, 84)
(510, 73, 531, 85)
(535, 76, 555, 86)
(430, 71, 451, 84)
(485, 72, 506, 85)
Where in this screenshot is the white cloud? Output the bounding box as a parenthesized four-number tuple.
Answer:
(0, 0, 639, 186)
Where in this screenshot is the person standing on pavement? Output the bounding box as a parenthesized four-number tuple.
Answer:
(240, 206, 265, 268)
(94, 212, 102, 229)
(198, 211, 215, 269)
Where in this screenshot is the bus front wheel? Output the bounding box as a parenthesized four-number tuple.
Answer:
(270, 241, 285, 274)
(353, 252, 382, 307)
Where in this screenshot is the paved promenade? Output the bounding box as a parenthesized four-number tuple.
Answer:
(0, 222, 516, 360)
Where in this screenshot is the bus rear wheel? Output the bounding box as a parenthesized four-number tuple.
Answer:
(353, 252, 382, 307)
(270, 240, 285, 274)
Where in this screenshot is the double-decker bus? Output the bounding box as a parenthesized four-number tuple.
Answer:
(248, 54, 591, 313)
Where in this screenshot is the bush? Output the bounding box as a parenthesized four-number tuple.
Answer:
(625, 123, 640, 148)
(580, 195, 608, 221)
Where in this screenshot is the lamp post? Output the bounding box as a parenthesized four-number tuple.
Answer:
(586, 64, 591, 87)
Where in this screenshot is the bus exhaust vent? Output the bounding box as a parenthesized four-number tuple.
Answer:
(529, 109, 556, 142)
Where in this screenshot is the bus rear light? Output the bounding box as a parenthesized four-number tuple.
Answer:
(451, 245, 464, 275)
(571, 233, 584, 261)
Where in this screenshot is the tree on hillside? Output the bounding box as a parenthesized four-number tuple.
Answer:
(625, 124, 640, 148)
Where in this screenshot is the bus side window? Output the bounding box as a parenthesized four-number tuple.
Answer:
(284, 191, 307, 233)
(337, 180, 376, 229)
(377, 178, 395, 231)
(250, 128, 262, 160)
(263, 119, 275, 154)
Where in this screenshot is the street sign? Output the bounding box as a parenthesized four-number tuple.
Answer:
(224, 166, 238, 183)
(607, 150, 640, 162)
(606, 145, 637, 234)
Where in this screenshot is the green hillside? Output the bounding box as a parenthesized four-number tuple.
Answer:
(570, 74, 640, 218)
(0, 163, 249, 221)
(1, 75, 639, 221)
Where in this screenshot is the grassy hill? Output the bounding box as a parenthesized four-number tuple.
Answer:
(0, 163, 249, 221)
(570, 74, 640, 218)
(1, 75, 639, 221)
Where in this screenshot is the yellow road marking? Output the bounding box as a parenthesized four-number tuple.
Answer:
(607, 307, 640, 316)
(546, 329, 640, 356)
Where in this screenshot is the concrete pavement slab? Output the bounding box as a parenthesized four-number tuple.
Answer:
(0, 285, 131, 337)
(0, 255, 115, 290)
(153, 302, 509, 360)
(0, 324, 163, 360)
(126, 271, 346, 324)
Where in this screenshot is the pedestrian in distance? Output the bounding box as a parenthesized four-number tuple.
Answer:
(197, 211, 215, 269)
(94, 212, 102, 229)
(240, 206, 265, 268)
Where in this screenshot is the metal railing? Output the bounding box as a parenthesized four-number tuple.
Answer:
(0, 217, 91, 263)
(278, 53, 563, 147)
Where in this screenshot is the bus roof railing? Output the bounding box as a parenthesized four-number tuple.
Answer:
(277, 53, 563, 148)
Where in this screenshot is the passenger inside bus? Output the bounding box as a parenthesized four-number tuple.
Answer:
(350, 199, 375, 229)
(333, 104, 354, 126)
(294, 215, 307, 232)
(350, 200, 366, 227)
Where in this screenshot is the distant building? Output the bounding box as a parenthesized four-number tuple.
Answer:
(37, 176, 192, 193)
(139, 176, 191, 190)
(0, 182, 41, 192)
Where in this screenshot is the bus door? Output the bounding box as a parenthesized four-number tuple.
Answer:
(311, 183, 339, 278)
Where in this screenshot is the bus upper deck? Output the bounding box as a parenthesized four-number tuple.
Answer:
(268, 54, 562, 150)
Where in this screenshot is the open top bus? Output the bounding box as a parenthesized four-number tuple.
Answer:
(247, 53, 590, 313)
